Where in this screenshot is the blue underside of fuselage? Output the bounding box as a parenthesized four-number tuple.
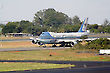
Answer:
(39, 39, 56, 44)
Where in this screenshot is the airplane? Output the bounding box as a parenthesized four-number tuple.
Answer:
(31, 18, 89, 47)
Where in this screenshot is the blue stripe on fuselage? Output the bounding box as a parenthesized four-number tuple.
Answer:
(39, 32, 54, 39)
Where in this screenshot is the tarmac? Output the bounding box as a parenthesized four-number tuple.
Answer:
(0, 60, 110, 73)
(0, 47, 69, 52)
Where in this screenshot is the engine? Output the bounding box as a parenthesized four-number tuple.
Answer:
(32, 40, 37, 44)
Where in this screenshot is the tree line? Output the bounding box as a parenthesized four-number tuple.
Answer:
(73, 38, 110, 50)
(0, 8, 110, 36)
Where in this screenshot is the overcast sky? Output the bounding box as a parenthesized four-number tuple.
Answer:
(0, 0, 110, 24)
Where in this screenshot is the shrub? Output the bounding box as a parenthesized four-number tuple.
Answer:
(72, 38, 110, 50)
(87, 38, 110, 50)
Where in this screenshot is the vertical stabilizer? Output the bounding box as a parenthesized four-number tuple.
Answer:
(78, 18, 88, 32)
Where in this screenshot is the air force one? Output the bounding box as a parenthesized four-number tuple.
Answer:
(31, 18, 89, 47)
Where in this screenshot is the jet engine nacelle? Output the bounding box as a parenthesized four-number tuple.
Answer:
(38, 42, 44, 45)
(73, 41, 77, 45)
(60, 41, 77, 47)
(69, 41, 77, 47)
(32, 40, 37, 44)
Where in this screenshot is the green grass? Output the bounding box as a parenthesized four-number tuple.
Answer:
(0, 62, 74, 72)
(0, 49, 110, 61)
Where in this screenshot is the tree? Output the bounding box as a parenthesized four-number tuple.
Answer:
(72, 24, 81, 32)
(98, 26, 103, 33)
(18, 20, 33, 33)
(0, 24, 5, 28)
(87, 38, 110, 49)
(72, 16, 81, 25)
(33, 8, 74, 34)
(103, 25, 110, 33)
(2, 22, 19, 34)
(87, 24, 99, 33)
(33, 8, 72, 27)
(33, 10, 44, 26)
(103, 19, 109, 26)
(0, 24, 5, 34)
(2, 21, 34, 34)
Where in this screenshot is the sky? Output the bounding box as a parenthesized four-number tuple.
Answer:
(0, 0, 110, 24)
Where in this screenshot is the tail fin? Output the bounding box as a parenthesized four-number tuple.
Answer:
(78, 18, 88, 32)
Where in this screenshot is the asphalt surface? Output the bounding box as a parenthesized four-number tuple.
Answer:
(6, 67, 109, 73)
(0, 60, 110, 73)
(0, 47, 69, 52)
(0, 39, 30, 42)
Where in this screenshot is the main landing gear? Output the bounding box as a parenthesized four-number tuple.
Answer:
(60, 42, 74, 47)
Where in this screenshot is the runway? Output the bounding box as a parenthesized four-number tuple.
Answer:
(0, 47, 69, 52)
(0, 60, 110, 73)
(10, 67, 110, 73)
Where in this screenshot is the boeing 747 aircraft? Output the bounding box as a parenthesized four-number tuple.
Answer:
(31, 18, 89, 47)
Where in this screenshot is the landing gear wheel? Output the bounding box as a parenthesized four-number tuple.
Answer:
(52, 44, 57, 47)
(60, 43, 65, 47)
(32, 40, 37, 44)
(38, 42, 43, 45)
(70, 42, 74, 47)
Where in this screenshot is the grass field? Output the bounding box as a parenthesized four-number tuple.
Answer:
(0, 36, 38, 48)
(0, 62, 74, 72)
(0, 41, 38, 49)
(0, 36, 30, 40)
(0, 41, 57, 49)
(0, 37, 110, 61)
(0, 49, 110, 61)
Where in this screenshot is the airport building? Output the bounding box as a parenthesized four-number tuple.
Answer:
(6, 33, 31, 37)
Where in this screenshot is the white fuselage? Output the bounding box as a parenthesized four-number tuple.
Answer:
(49, 32, 88, 39)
